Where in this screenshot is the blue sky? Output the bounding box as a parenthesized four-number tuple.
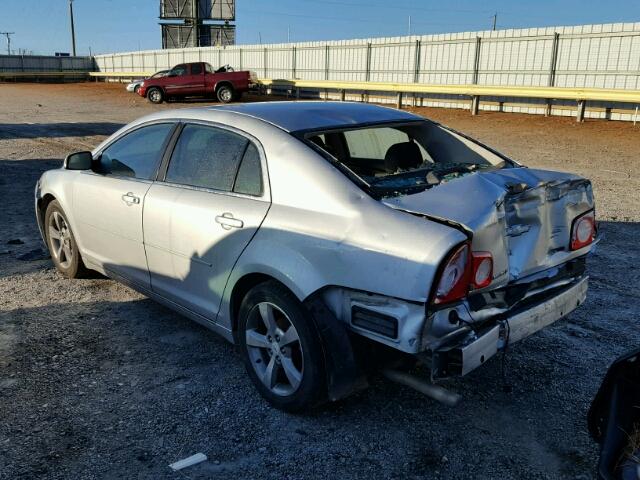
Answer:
(2, 0, 640, 55)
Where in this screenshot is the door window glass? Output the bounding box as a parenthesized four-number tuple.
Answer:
(191, 63, 203, 75)
(166, 124, 250, 192)
(98, 123, 174, 179)
(170, 64, 187, 76)
(233, 143, 263, 196)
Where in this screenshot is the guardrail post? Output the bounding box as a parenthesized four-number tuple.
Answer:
(396, 92, 403, 109)
(577, 100, 586, 122)
(546, 32, 560, 116)
(471, 95, 480, 115)
(340, 89, 346, 101)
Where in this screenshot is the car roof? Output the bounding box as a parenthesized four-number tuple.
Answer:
(204, 101, 423, 133)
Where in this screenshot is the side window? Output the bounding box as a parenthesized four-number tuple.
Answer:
(191, 63, 203, 75)
(233, 143, 263, 196)
(165, 124, 249, 192)
(99, 123, 174, 180)
(170, 64, 187, 76)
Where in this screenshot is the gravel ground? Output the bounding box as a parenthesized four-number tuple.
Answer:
(1, 83, 639, 480)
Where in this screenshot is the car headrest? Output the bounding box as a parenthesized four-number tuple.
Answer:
(384, 141, 423, 173)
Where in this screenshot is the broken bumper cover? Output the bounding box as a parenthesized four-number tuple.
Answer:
(430, 275, 589, 379)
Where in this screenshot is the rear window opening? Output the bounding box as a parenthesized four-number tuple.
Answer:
(302, 121, 510, 197)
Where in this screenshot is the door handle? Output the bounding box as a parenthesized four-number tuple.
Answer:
(215, 212, 244, 230)
(121, 192, 140, 206)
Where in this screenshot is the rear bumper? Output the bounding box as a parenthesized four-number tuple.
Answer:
(430, 275, 588, 379)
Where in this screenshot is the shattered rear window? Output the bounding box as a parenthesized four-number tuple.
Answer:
(304, 121, 509, 197)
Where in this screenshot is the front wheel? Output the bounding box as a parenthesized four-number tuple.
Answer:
(147, 87, 163, 104)
(216, 85, 234, 103)
(238, 281, 327, 412)
(45, 200, 88, 278)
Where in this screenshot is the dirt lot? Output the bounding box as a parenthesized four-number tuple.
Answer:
(1, 82, 639, 479)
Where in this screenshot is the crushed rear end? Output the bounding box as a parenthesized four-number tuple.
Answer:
(384, 166, 597, 379)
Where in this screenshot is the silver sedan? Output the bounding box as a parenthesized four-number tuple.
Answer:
(126, 70, 169, 93)
(35, 102, 597, 411)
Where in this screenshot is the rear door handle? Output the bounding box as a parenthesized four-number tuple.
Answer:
(215, 212, 244, 230)
(121, 192, 140, 206)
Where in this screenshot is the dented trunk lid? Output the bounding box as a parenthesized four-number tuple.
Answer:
(382, 167, 594, 288)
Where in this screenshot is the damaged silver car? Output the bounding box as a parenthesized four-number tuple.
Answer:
(35, 102, 597, 411)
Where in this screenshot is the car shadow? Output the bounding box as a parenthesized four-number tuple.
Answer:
(0, 122, 124, 140)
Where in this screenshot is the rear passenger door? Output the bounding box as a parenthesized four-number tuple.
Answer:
(143, 122, 270, 321)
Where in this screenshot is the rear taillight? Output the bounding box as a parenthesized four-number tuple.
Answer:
(433, 243, 471, 305)
(570, 210, 596, 251)
(471, 252, 493, 289)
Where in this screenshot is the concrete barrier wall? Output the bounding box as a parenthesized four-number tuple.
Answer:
(0, 55, 94, 72)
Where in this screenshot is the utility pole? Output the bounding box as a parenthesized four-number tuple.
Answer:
(287, 25, 290, 43)
(408, 15, 412, 36)
(69, 0, 77, 56)
(492, 13, 497, 31)
(0, 32, 14, 56)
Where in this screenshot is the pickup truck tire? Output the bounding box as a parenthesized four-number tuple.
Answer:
(147, 87, 164, 104)
(216, 84, 234, 103)
(44, 200, 89, 279)
(238, 281, 327, 412)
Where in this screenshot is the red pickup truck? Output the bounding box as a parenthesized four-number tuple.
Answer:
(137, 62, 255, 104)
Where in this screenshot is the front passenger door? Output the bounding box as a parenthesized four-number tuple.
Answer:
(72, 122, 176, 288)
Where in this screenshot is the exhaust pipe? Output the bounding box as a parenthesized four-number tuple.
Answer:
(382, 369, 461, 407)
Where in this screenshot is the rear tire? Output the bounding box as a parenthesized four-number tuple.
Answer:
(133, 84, 140, 94)
(216, 84, 234, 103)
(238, 281, 327, 412)
(44, 200, 89, 279)
(147, 87, 163, 104)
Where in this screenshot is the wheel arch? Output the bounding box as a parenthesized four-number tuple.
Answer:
(228, 272, 298, 336)
(36, 193, 57, 237)
(214, 80, 234, 93)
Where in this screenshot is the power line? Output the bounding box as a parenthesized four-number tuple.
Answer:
(0, 32, 15, 56)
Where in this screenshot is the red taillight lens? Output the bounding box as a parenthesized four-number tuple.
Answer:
(433, 243, 471, 305)
(471, 252, 493, 289)
(570, 210, 596, 251)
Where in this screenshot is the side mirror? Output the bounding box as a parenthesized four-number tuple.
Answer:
(64, 151, 93, 170)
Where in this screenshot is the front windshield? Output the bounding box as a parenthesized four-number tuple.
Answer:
(304, 121, 508, 197)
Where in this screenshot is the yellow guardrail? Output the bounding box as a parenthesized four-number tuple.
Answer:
(85, 73, 640, 104)
(89, 71, 155, 78)
(260, 79, 640, 104)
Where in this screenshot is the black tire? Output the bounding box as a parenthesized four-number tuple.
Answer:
(216, 84, 234, 103)
(147, 87, 164, 104)
(133, 84, 140, 94)
(238, 281, 327, 412)
(44, 200, 89, 279)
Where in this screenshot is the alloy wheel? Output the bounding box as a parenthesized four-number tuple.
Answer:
(245, 302, 304, 396)
(48, 211, 73, 269)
